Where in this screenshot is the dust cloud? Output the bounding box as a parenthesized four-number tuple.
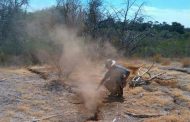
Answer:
(50, 27, 105, 112)
(26, 22, 117, 113)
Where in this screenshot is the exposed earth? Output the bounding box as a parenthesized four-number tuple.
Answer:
(0, 59, 190, 122)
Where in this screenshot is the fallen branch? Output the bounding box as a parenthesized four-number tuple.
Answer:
(129, 64, 175, 87)
(124, 112, 163, 118)
(146, 72, 166, 81)
(161, 67, 190, 74)
(0, 78, 6, 82)
(27, 67, 48, 80)
(32, 114, 63, 121)
(41, 114, 63, 120)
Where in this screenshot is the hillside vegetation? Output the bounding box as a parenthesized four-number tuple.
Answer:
(0, 0, 189, 65)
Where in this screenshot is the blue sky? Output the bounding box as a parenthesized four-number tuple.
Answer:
(29, 0, 190, 27)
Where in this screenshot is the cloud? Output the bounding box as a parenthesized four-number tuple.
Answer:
(144, 6, 190, 27)
(105, 3, 190, 28)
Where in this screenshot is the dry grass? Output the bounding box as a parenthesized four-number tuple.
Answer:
(180, 58, 190, 68)
(127, 87, 145, 95)
(22, 94, 33, 100)
(171, 88, 183, 97)
(171, 88, 190, 106)
(139, 95, 172, 106)
(155, 79, 177, 88)
(16, 83, 34, 93)
(179, 109, 190, 120)
(126, 90, 173, 109)
(160, 58, 171, 66)
(41, 105, 53, 112)
(5, 110, 15, 117)
(185, 84, 190, 91)
(175, 94, 190, 103)
(28, 110, 45, 117)
(145, 108, 190, 121)
(1, 60, 190, 122)
(32, 100, 46, 106)
(0, 68, 31, 75)
(151, 54, 171, 66)
(17, 104, 30, 112)
(0, 117, 11, 122)
(17, 105, 45, 117)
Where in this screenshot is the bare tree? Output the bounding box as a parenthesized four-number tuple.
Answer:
(86, 0, 102, 38)
(56, 0, 85, 28)
(110, 0, 150, 56)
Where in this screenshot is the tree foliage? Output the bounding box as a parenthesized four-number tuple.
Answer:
(0, 0, 28, 56)
(0, 0, 189, 65)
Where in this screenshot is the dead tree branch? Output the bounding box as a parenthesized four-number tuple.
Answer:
(124, 112, 163, 118)
(129, 64, 174, 87)
(161, 67, 190, 74)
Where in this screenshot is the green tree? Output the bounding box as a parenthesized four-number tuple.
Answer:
(170, 22, 185, 34)
(0, 0, 28, 55)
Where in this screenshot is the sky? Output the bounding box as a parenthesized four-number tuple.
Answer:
(28, 0, 190, 27)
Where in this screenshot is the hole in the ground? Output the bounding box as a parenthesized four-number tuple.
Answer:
(44, 79, 74, 93)
(44, 80, 66, 91)
(86, 109, 103, 121)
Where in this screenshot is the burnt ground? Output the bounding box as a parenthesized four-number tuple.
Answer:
(0, 60, 190, 122)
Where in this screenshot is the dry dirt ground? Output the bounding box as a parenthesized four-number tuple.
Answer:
(0, 59, 190, 122)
